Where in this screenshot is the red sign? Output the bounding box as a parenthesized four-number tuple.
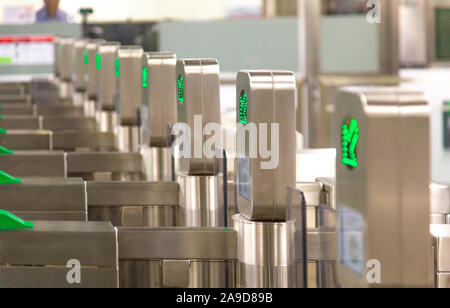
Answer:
(0, 35, 54, 43)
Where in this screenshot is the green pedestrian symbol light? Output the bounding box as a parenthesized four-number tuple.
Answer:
(342, 118, 359, 168)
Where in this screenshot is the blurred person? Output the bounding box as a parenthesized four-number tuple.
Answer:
(36, 0, 71, 23)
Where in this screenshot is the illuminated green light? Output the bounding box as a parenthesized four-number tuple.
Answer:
(115, 59, 120, 77)
(142, 66, 148, 88)
(341, 118, 359, 168)
(96, 54, 101, 70)
(177, 75, 184, 104)
(0, 57, 12, 64)
(83, 49, 89, 64)
(239, 90, 249, 125)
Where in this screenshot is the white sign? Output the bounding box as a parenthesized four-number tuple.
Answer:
(3, 6, 35, 24)
(0, 35, 54, 65)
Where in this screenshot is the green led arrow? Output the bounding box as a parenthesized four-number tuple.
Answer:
(83, 49, 89, 64)
(177, 75, 184, 104)
(0, 171, 21, 184)
(239, 90, 249, 125)
(96, 53, 101, 70)
(342, 119, 359, 168)
(115, 58, 120, 77)
(0, 210, 33, 231)
(0, 146, 13, 155)
(142, 66, 148, 88)
(0, 128, 7, 134)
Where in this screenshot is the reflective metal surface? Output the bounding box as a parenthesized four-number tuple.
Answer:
(0, 115, 42, 130)
(42, 117, 97, 131)
(0, 151, 66, 178)
(59, 37, 75, 83)
(141, 52, 177, 147)
(141, 146, 173, 182)
(431, 225, 450, 288)
(86, 39, 106, 100)
(0, 178, 87, 221)
(73, 39, 88, 92)
(52, 131, 117, 151)
(233, 215, 296, 288)
(67, 152, 143, 179)
(431, 183, 450, 215)
(116, 125, 140, 152)
(98, 42, 121, 111)
(176, 58, 222, 175)
(36, 105, 84, 117)
(178, 174, 225, 227)
(117, 46, 144, 125)
(87, 181, 178, 227)
(118, 227, 236, 288)
(0, 221, 118, 288)
(335, 87, 432, 288)
(236, 71, 297, 221)
(0, 130, 52, 151)
(96, 110, 119, 133)
(0, 105, 35, 116)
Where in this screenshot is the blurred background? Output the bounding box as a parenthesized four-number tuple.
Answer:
(0, 0, 449, 172)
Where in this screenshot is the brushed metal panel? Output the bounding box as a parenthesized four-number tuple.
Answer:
(0, 151, 66, 178)
(118, 228, 236, 260)
(236, 71, 296, 221)
(0, 267, 118, 288)
(87, 182, 179, 206)
(0, 178, 86, 212)
(42, 117, 97, 131)
(67, 152, 142, 174)
(52, 131, 116, 151)
(0, 221, 117, 267)
(0, 116, 41, 130)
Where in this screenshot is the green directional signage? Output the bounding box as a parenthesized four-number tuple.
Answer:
(342, 118, 359, 168)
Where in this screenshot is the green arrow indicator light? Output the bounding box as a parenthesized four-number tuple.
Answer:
(0, 171, 21, 184)
(96, 54, 101, 70)
(142, 66, 148, 88)
(0, 146, 13, 155)
(0, 210, 33, 231)
(239, 90, 249, 125)
(177, 75, 184, 104)
(83, 49, 89, 64)
(342, 118, 359, 168)
(115, 59, 120, 77)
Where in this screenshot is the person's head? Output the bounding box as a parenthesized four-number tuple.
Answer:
(44, 0, 60, 17)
